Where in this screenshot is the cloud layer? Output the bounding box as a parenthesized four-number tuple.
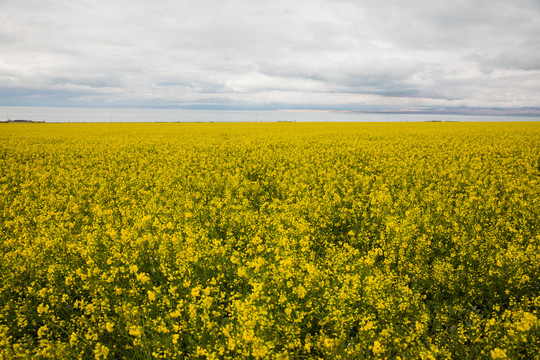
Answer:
(1, 0, 540, 111)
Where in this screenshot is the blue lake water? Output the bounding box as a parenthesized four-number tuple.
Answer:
(1, 106, 539, 123)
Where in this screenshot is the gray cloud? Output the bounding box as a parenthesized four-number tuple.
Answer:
(1, 0, 539, 111)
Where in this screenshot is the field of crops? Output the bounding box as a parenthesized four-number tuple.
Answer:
(1, 122, 539, 359)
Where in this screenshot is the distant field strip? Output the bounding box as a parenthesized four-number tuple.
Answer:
(1, 122, 539, 359)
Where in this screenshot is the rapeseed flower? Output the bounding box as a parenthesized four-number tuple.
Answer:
(0, 122, 538, 358)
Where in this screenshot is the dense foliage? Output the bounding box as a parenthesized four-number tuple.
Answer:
(1, 122, 539, 359)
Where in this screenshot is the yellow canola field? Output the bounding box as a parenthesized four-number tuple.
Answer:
(0, 122, 539, 359)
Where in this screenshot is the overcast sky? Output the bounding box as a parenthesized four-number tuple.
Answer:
(1, 0, 539, 112)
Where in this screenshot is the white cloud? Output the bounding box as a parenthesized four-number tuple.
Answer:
(1, 0, 539, 111)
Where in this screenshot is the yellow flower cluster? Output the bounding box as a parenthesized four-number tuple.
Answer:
(0, 122, 539, 359)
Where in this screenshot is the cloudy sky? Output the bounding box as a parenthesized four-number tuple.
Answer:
(1, 0, 539, 112)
